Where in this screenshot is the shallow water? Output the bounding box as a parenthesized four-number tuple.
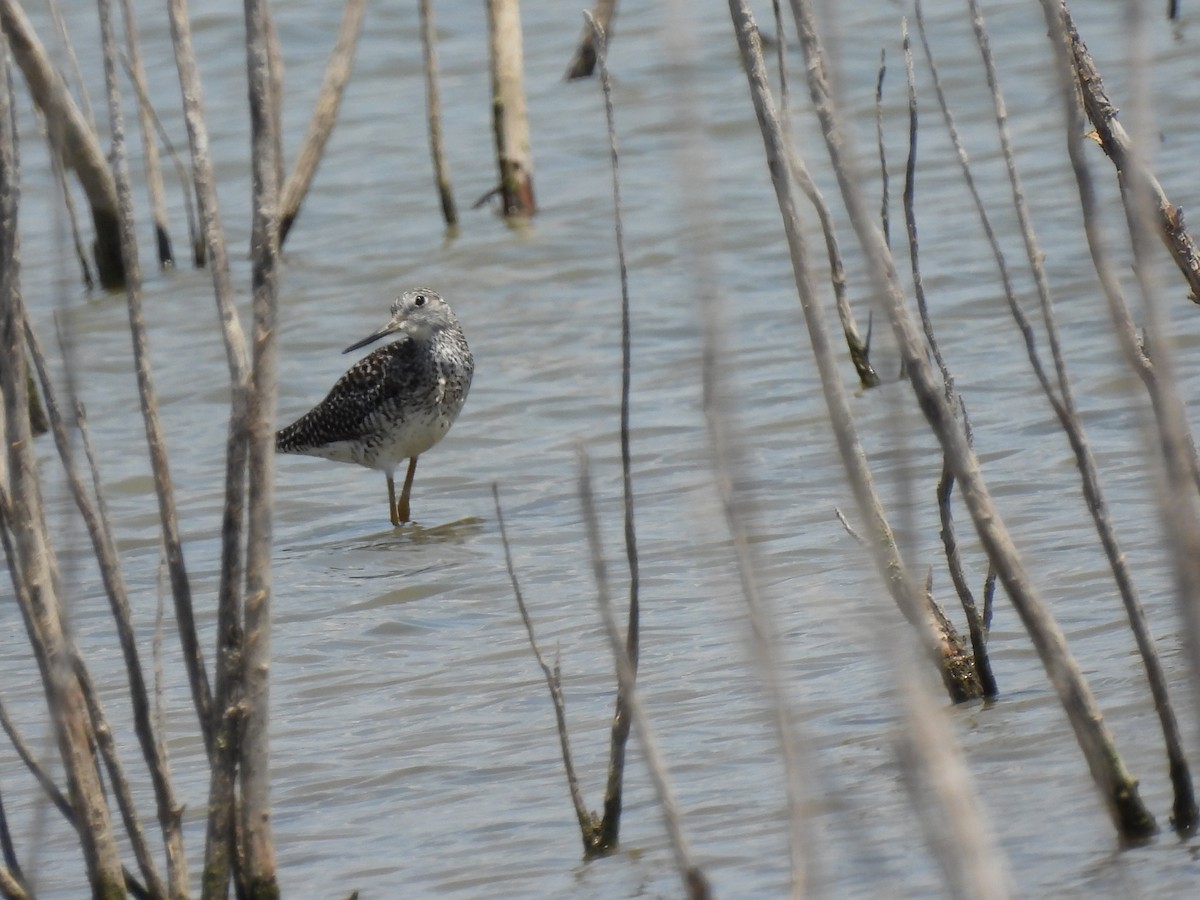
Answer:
(5, 0, 1200, 896)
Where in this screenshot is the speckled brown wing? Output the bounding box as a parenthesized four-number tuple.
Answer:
(276, 337, 428, 452)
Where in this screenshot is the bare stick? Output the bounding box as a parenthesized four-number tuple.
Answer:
(0, 789, 25, 897)
(728, 0, 978, 702)
(586, 13, 643, 851)
(119, 0, 173, 267)
(0, 692, 151, 899)
(0, 0, 124, 286)
(30, 317, 190, 890)
(1042, 0, 1200, 825)
(921, 0, 1195, 834)
(118, 50, 201, 267)
(766, 0, 876, 387)
(668, 12, 816, 887)
(898, 20, 997, 699)
(772, 9, 878, 388)
(875, 48, 889, 247)
(43, 136, 94, 288)
(165, 1, 254, 891)
(241, 0, 282, 893)
(1061, 4, 1200, 302)
(485, 0, 535, 215)
(1, 39, 127, 894)
(564, 0, 616, 80)
(894, 665, 1013, 898)
(279, 0, 366, 245)
(46, 0, 95, 127)
(72, 656, 166, 898)
(786, 0, 1156, 838)
(0, 863, 27, 900)
(418, 0, 457, 228)
(577, 450, 710, 900)
(98, 0, 214, 763)
(493, 485, 600, 850)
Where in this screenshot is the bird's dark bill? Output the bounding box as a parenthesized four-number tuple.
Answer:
(344, 329, 390, 353)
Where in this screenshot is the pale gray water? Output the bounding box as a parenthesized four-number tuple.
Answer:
(4, 0, 1200, 896)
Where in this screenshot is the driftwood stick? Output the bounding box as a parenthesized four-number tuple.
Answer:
(46, 0, 95, 127)
(0, 693, 151, 899)
(241, 0, 283, 894)
(99, 0, 215, 764)
(118, 50, 201, 267)
(1041, 2, 1200, 832)
(279, 0, 366, 245)
(72, 655, 167, 898)
(119, 0, 173, 267)
(898, 20, 995, 699)
(1, 43, 127, 894)
(669, 10, 816, 884)
(728, 0, 977, 701)
(485, 0, 535, 215)
(0, 789, 25, 897)
(165, 0, 254, 891)
(577, 451, 711, 900)
(564, 0, 616, 80)
(493, 485, 600, 851)
(418, 0, 457, 228)
(0, 863, 27, 900)
(586, 13, 642, 852)
(875, 49, 889, 247)
(894, 665, 1013, 898)
(0, 0, 124, 287)
(43, 134, 94, 289)
(771, 8, 877, 388)
(786, 0, 1156, 839)
(1060, 2, 1200, 302)
(924, 0, 1197, 835)
(30, 316, 191, 888)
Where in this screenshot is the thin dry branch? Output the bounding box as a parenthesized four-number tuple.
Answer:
(1038, 1, 1200, 816)
(671, 10, 814, 887)
(577, 450, 711, 900)
(0, 790, 25, 898)
(898, 20, 996, 699)
(1, 41, 127, 893)
(0, 0, 124, 286)
(419, 0, 457, 228)
(785, 0, 1156, 839)
(98, 0, 214, 762)
(587, 13, 642, 853)
(240, 0, 283, 893)
(72, 656, 166, 898)
(769, 4, 878, 388)
(875, 49, 889, 248)
(728, 0, 979, 702)
(486, 0, 535, 215)
(894, 666, 1013, 898)
(119, 0, 173, 267)
(278, 0, 366, 245)
(165, 0, 253, 890)
(1061, 2, 1200, 302)
(0, 692, 150, 899)
(565, 0, 616, 80)
(493, 485, 600, 850)
(919, 0, 1195, 834)
(28, 317, 190, 889)
(118, 50, 201, 267)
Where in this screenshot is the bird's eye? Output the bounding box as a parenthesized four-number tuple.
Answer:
(414, 294, 427, 307)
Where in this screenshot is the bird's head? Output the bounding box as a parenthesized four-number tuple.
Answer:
(344, 288, 456, 353)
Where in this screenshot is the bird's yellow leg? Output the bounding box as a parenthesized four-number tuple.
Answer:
(398, 456, 419, 523)
(387, 473, 400, 527)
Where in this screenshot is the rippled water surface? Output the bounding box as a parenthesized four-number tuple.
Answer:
(5, 0, 1200, 896)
